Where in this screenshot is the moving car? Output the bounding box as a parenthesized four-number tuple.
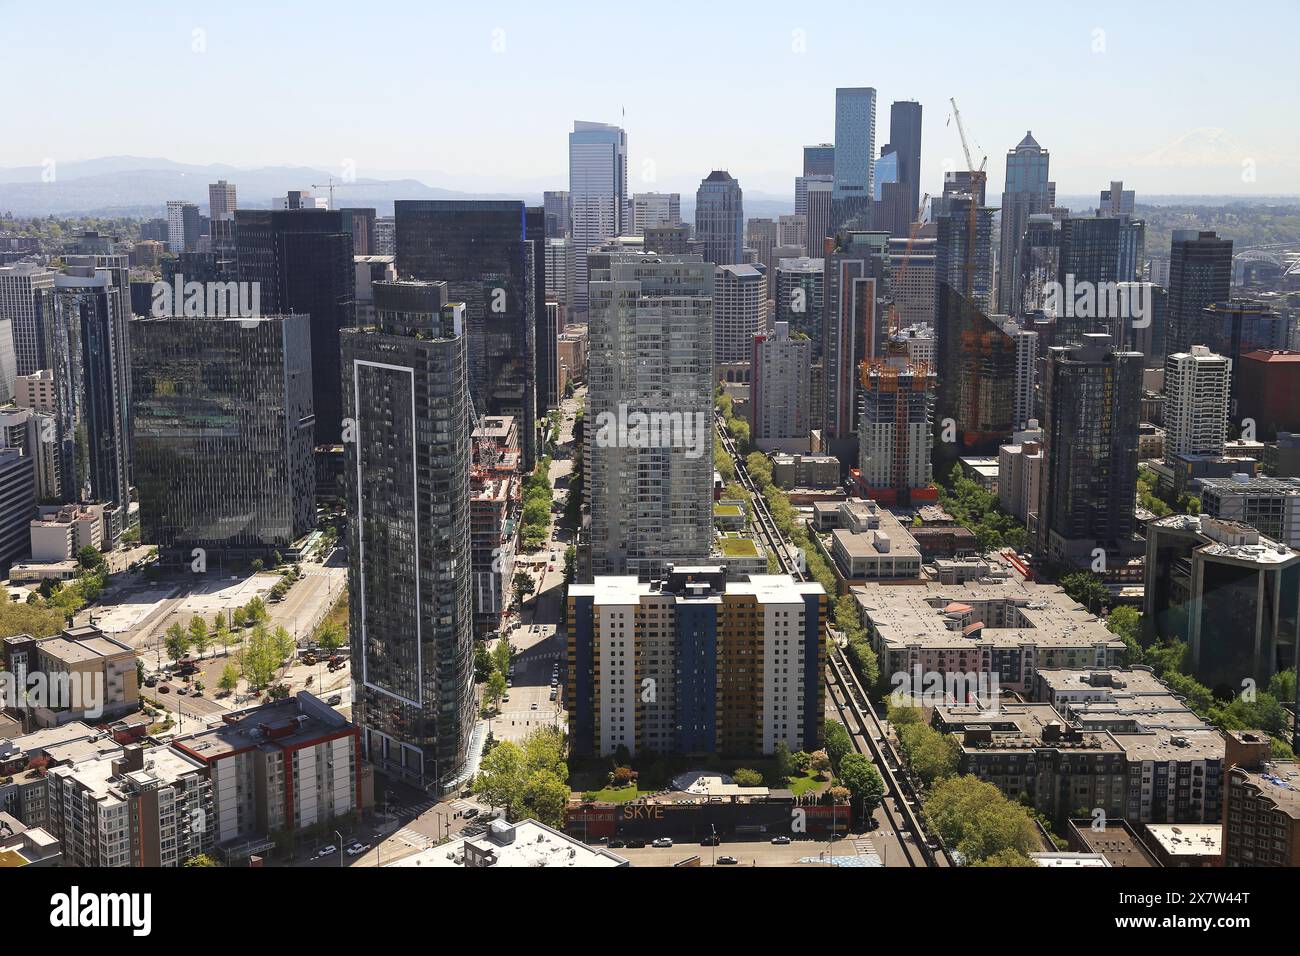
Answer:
(530, 701, 538, 710)
(771, 835, 791, 845)
(651, 837, 673, 848)
(345, 842, 369, 856)
(317, 845, 337, 858)
(717, 856, 739, 865)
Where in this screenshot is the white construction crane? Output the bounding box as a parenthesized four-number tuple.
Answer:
(949, 97, 987, 173)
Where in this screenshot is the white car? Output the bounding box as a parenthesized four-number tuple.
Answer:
(317, 845, 337, 857)
(346, 842, 369, 856)
(652, 837, 673, 848)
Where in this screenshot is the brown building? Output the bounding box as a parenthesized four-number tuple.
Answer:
(1065, 817, 1160, 867)
(1222, 730, 1300, 866)
(1236, 350, 1300, 440)
(2, 625, 138, 729)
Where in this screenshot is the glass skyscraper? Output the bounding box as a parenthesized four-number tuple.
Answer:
(694, 171, 745, 267)
(394, 199, 539, 467)
(568, 121, 628, 318)
(131, 314, 315, 563)
(342, 280, 476, 793)
(234, 209, 355, 446)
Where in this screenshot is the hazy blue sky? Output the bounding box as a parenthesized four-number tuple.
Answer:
(5, 0, 1297, 197)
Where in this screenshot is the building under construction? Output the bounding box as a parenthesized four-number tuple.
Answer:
(857, 360, 938, 506)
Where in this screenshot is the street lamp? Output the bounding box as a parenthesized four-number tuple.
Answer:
(334, 829, 344, 867)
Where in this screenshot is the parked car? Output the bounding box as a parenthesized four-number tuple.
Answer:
(651, 837, 673, 848)
(771, 835, 791, 845)
(530, 701, 538, 710)
(327, 694, 342, 706)
(607, 839, 626, 849)
(317, 845, 337, 857)
(463, 807, 480, 819)
(626, 839, 646, 848)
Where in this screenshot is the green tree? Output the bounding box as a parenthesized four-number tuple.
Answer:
(773, 741, 796, 783)
(76, 545, 106, 572)
(971, 848, 1037, 867)
(316, 618, 345, 653)
(1059, 571, 1109, 615)
(523, 770, 570, 828)
(182, 853, 218, 867)
(188, 615, 209, 655)
(218, 664, 239, 694)
(925, 775, 1040, 865)
(732, 768, 763, 787)
(474, 642, 493, 682)
(0, 602, 65, 639)
(512, 571, 536, 604)
(272, 625, 295, 665)
(492, 638, 513, 677)
(837, 753, 885, 816)
(164, 621, 190, 661)
(522, 725, 568, 781)
(485, 670, 507, 710)
(474, 740, 527, 818)
(810, 750, 831, 778)
(897, 723, 960, 786)
(823, 720, 852, 774)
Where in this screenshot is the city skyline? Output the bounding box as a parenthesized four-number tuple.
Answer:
(2, 0, 1298, 199)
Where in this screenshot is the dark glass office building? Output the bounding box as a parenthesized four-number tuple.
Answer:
(525, 205, 556, 413)
(342, 280, 475, 793)
(131, 314, 315, 564)
(1038, 333, 1143, 566)
(1056, 216, 1121, 345)
(1167, 229, 1233, 357)
(234, 209, 355, 445)
(394, 200, 538, 467)
(46, 271, 132, 539)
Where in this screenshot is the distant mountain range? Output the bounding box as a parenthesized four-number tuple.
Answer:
(4, 156, 1291, 221)
(0, 156, 794, 220)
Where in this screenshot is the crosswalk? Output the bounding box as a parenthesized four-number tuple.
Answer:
(853, 837, 883, 866)
(394, 827, 429, 850)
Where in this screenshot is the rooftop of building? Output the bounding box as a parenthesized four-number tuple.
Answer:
(715, 534, 759, 558)
(937, 702, 1123, 753)
(1036, 667, 1175, 697)
(387, 818, 627, 868)
(1197, 474, 1300, 495)
(0, 720, 100, 761)
(572, 570, 822, 607)
(1151, 513, 1298, 565)
(1229, 761, 1300, 817)
(36, 633, 131, 664)
(1033, 852, 1110, 867)
(172, 692, 353, 763)
(853, 578, 1125, 651)
(1068, 820, 1159, 867)
(1144, 823, 1222, 858)
(1110, 729, 1225, 763)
